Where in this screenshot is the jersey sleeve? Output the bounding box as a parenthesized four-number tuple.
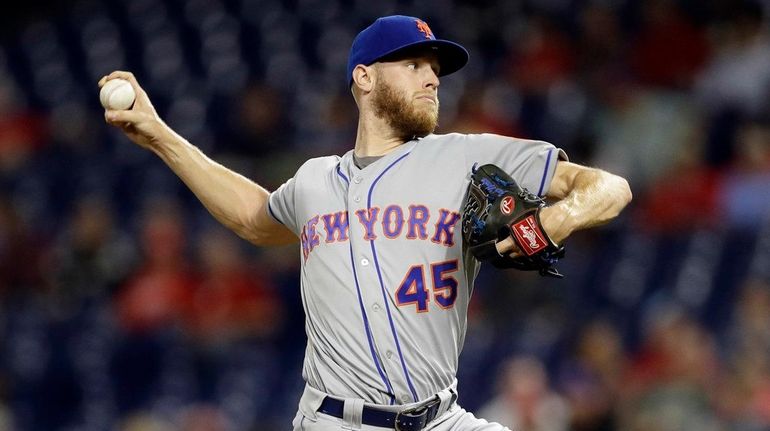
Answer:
(266, 156, 341, 236)
(267, 176, 301, 235)
(462, 133, 568, 196)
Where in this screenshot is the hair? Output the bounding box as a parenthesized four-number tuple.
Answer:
(370, 73, 438, 140)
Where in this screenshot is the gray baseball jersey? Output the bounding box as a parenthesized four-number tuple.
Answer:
(268, 132, 565, 405)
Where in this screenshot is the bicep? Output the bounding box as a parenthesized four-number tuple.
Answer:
(230, 186, 297, 246)
(249, 202, 299, 246)
(546, 161, 586, 200)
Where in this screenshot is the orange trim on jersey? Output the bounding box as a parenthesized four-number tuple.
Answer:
(355, 207, 380, 241)
(382, 205, 405, 239)
(406, 204, 430, 240)
(431, 208, 460, 247)
(395, 264, 430, 313)
(431, 259, 459, 310)
(322, 211, 349, 243)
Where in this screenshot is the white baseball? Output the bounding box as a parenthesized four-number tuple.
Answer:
(99, 78, 136, 110)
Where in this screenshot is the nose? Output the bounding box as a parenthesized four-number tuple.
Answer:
(423, 68, 439, 90)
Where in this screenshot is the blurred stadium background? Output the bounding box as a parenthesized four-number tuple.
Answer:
(0, 0, 770, 430)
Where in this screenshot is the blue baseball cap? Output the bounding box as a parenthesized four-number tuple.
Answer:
(347, 15, 469, 85)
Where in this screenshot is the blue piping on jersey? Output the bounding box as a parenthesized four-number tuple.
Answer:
(337, 167, 396, 404)
(366, 152, 420, 403)
(537, 148, 554, 197)
(347, 227, 396, 403)
(266, 197, 285, 225)
(336, 164, 349, 183)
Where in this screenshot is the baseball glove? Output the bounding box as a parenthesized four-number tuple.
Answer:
(461, 163, 565, 278)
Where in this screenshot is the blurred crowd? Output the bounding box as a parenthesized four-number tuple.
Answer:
(1, 0, 770, 430)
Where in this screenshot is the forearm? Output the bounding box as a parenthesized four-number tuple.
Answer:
(541, 168, 632, 244)
(149, 128, 293, 245)
(100, 71, 296, 245)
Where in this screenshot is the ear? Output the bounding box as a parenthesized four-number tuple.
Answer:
(352, 64, 375, 93)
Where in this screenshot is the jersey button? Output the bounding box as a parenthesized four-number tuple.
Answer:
(354, 177, 362, 184)
(372, 303, 380, 312)
(354, 196, 361, 202)
(386, 351, 393, 359)
(401, 395, 411, 403)
(361, 258, 369, 266)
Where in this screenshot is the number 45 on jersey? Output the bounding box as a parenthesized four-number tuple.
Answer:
(396, 260, 458, 312)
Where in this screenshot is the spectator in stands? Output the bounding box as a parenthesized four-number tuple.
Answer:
(183, 225, 284, 345)
(718, 117, 770, 227)
(502, 13, 577, 140)
(628, 0, 709, 89)
(717, 347, 770, 431)
(115, 198, 195, 334)
(589, 78, 703, 191)
(0, 194, 44, 300)
(620, 304, 722, 431)
(444, 81, 522, 137)
(696, 0, 770, 118)
(724, 279, 770, 355)
(178, 403, 230, 431)
(559, 320, 625, 431)
(478, 355, 570, 431)
(504, 14, 575, 96)
(225, 82, 292, 156)
(696, 0, 770, 166)
(0, 70, 46, 175)
(47, 195, 136, 314)
(118, 412, 175, 431)
(636, 126, 721, 233)
(719, 279, 770, 431)
(574, 2, 625, 92)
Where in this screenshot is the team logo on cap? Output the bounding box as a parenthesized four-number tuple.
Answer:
(415, 19, 434, 39)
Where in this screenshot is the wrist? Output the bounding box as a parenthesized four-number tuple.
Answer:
(540, 204, 575, 245)
(150, 125, 187, 159)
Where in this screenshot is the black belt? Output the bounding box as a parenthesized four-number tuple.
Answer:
(317, 394, 454, 431)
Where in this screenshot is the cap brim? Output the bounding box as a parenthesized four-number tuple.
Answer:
(374, 39, 469, 77)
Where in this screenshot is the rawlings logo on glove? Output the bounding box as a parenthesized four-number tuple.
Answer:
(513, 216, 547, 255)
(461, 163, 565, 278)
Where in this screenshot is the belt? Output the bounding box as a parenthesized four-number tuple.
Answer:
(317, 394, 455, 431)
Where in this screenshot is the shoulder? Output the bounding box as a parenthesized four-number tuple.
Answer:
(299, 154, 341, 168)
(415, 134, 562, 163)
(465, 133, 553, 148)
(412, 133, 470, 154)
(420, 133, 552, 147)
(417, 132, 476, 146)
(295, 155, 342, 176)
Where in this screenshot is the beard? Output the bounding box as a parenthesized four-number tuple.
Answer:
(371, 79, 439, 140)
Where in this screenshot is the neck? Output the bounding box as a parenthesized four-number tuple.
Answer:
(354, 110, 409, 157)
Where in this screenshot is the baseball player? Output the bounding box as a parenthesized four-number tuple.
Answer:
(101, 15, 631, 431)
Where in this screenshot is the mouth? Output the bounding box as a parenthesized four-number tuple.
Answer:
(415, 95, 437, 105)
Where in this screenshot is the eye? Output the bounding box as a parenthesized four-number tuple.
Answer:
(406, 62, 417, 70)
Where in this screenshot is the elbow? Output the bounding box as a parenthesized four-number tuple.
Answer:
(609, 173, 633, 215)
(239, 202, 298, 247)
(618, 175, 633, 206)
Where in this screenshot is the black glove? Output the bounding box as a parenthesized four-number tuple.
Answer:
(461, 163, 565, 278)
